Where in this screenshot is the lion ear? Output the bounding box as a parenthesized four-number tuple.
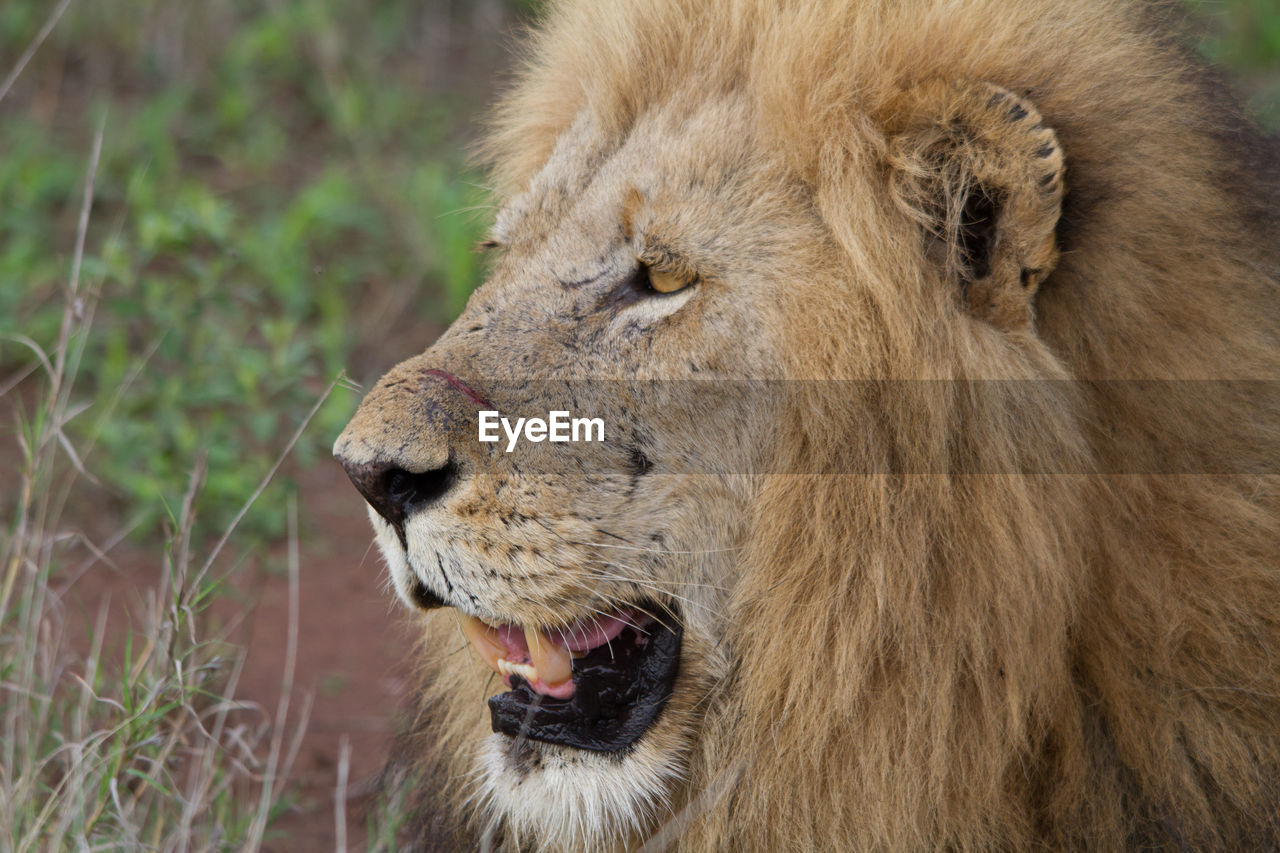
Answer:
(887, 81, 1065, 330)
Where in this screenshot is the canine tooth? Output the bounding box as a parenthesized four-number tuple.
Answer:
(524, 626, 573, 686)
(460, 614, 504, 672)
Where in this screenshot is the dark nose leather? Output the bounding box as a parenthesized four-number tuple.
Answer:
(336, 456, 458, 534)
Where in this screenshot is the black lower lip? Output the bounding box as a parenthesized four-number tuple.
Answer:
(487, 616, 682, 753)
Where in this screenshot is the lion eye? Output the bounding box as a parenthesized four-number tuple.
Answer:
(646, 267, 692, 294)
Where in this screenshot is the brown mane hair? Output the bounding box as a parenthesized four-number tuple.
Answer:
(413, 0, 1280, 848)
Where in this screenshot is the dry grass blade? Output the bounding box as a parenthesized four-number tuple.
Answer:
(0, 109, 330, 851)
(335, 734, 352, 852)
(635, 762, 744, 853)
(243, 496, 304, 849)
(0, 0, 73, 107)
(197, 374, 343, 583)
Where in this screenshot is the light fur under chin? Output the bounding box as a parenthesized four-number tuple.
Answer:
(475, 735, 686, 853)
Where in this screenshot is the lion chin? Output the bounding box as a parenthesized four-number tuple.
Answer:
(335, 0, 1280, 849)
(475, 732, 684, 852)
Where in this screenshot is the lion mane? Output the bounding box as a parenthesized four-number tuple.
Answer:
(342, 0, 1280, 849)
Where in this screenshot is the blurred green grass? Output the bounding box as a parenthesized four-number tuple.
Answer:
(0, 0, 524, 540)
(1188, 0, 1280, 127)
(0, 6, 536, 846)
(0, 0, 1275, 542)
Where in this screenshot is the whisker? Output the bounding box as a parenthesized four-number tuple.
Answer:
(586, 572, 702, 616)
(576, 540, 744, 556)
(579, 558, 730, 591)
(558, 576, 682, 637)
(530, 515, 740, 556)
(581, 557, 715, 608)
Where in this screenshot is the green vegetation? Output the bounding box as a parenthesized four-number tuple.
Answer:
(1188, 0, 1280, 128)
(1, 2, 518, 847)
(0, 118, 324, 844)
(0, 0, 1274, 849)
(0, 0, 499, 539)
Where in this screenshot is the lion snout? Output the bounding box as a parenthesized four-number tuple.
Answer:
(334, 358, 484, 544)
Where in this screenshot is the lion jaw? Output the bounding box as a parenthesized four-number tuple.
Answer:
(476, 730, 686, 853)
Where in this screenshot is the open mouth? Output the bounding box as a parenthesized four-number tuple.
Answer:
(460, 605, 681, 753)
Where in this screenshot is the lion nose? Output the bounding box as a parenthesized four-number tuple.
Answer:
(333, 357, 481, 534)
(336, 456, 458, 533)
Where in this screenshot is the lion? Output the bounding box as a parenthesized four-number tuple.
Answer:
(333, 0, 1280, 849)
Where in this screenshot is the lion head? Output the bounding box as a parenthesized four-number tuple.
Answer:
(334, 0, 1280, 849)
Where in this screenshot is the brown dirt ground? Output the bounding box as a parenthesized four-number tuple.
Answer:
(232, 460, 420, 851)
(41, 453, 421, 851)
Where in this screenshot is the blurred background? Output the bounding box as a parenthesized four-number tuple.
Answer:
(0, 0, 1275, 849)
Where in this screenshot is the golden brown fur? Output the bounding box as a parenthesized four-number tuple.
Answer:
(339, 0, 1280, 849)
